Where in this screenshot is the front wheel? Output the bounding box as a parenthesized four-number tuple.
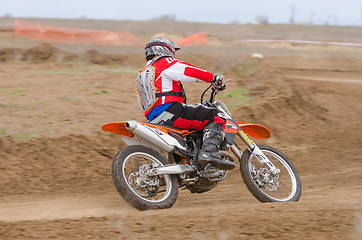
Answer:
(111, 145, 178, 210)
(240, 145, 301, 202)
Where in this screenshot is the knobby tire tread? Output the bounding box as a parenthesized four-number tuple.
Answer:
(240, 145, 302, 202)
(111, 145, 178, 211)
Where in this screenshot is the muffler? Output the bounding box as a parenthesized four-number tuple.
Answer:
(125, 121, 185, 153)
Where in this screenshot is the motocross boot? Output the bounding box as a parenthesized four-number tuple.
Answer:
(198, 122, 235, 170)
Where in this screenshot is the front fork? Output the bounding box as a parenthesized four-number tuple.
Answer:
(231, 130, 280, 176)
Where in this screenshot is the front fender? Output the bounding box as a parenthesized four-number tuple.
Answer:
(237, 122, 271, 139)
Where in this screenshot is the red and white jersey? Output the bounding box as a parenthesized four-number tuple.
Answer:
(139, 57, 214, 117)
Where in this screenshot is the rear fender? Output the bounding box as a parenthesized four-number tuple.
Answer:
(237, 122, 271, 139)
(102, 122, 134, 138)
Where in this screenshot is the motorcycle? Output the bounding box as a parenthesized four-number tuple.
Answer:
(102, 81, 302, 211)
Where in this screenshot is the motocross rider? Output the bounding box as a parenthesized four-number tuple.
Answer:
(136, 38, 235, 170)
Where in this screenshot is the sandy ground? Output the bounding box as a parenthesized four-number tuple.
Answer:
(1, 19, 362, 239)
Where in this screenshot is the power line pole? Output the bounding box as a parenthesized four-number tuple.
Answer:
(309, 12, 314, 24)
(290, 5, 295, 24)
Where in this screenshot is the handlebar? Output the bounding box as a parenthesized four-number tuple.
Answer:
(200, 79, 228, 104)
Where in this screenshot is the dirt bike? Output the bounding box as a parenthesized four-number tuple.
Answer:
(102, 81, 302, 211)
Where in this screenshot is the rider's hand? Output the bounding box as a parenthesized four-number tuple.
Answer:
(212, 74, 226, 90)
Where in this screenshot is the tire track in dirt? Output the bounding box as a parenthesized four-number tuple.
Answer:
(0, 194, 131, 222)
(1, 178, 361, 223)
(0, 187, 359, 221)
(1, 192, 360, 240)
(285, 75, 362, 84)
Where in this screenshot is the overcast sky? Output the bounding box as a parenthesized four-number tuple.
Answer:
(1, 0, 362, 26)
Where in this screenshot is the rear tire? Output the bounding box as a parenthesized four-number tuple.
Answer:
(240, 145, 301, 202)
(112, 145, 178, 210)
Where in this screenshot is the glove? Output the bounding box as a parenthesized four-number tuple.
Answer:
(212, 74, 225, 90)
(213, 74, 224, 84)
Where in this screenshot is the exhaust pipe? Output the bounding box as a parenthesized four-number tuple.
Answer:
(125, 121, 177, 152)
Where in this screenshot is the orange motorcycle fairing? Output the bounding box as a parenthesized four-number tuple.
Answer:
(101, 122, 199, 138)
(142, 123, 201, 136)
(102, 121, 270, 140)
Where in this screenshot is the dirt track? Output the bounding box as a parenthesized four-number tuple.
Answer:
(1, 20, 362, 239)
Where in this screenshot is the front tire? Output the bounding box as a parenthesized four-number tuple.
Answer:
(111, 145, 178, 210)
(240, 145, 301, 202)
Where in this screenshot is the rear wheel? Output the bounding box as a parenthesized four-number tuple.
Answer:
(240, 145, 301, 202)
(111, 145, 178, 210)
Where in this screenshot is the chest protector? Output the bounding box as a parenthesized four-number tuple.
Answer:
(136, 56, 186, 111)
(136, 58, 158, 111)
